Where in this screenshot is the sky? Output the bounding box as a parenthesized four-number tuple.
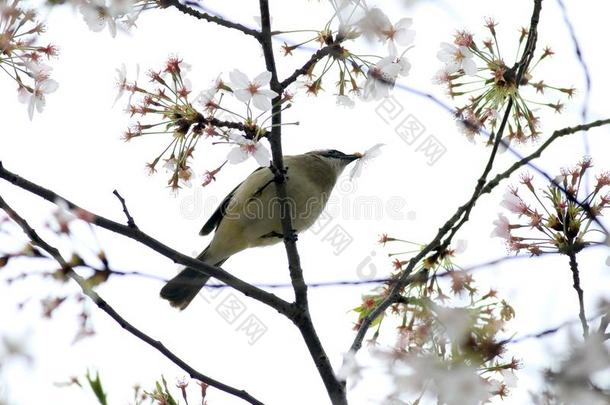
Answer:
(1, 0, 610, 404)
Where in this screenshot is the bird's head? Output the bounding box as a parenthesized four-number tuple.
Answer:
(310, 149, 362, 175)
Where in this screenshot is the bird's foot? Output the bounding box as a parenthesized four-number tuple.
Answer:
(284, 229, 298, 242)
(269, 164, 289, 183)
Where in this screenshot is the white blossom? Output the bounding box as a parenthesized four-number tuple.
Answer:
(336, 94, 355, 108)
(79, 0, 135, 37)
(382, 18, 415, 54)
(349, 143, 384, 180)
(491, 213, 511, 240)
(227, 134, 270, 166)
(114, 63, 127, 104)
(390, 354, 492, 405)
(163, 157, 177, 172)
(361, 56, 404, 100)
(356, 7, 391, 42)
(437, 42, 477, 76)
(18, 76, 59, 120)
(229, 69, 279, 111)
(337, 351, 363, 387)
(501, 190, 527, 215)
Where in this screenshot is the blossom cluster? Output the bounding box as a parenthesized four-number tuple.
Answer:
(0, 0, 59, 119)
(117, 57, 288, 192)
(435, 19, 575, 144)
(353, 237, 519, 403)
(282, 2, 415, 105)
(533, 307, 610, 405)
(492, 157, 610, 255)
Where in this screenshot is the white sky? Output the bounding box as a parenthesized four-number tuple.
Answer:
(1, 0, 610, 404)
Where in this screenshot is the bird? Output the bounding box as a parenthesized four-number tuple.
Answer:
(160, 149, 362, 309)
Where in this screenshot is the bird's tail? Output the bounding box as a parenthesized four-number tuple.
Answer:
(160, 248, 227, 310)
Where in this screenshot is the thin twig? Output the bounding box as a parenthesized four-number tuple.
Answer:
(567, 251, 589, 338)
(0, 194, 265, 405)
(164, 0, 261, 39)
(504, 311, 604, 345)
(279, 45, 336, 90)
(112, 190, 137, 229)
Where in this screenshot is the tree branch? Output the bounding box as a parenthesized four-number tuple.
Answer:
(279, 45, 336, 90)
(480, 119, 610, 195)
(0, 162, 293, 317)
(163, 0, 261, 39)
(257, 1, 347, 404)
(112, 190, 137, 229)
(0, 194, 265, 405)
(567, 251, 589, 338)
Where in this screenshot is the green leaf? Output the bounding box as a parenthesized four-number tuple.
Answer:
(85, 370, 108, 405)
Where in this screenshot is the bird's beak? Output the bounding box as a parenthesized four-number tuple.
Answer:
(344, 153, 363, 162)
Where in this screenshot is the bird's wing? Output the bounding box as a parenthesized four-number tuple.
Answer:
(199, 166, 267, 236)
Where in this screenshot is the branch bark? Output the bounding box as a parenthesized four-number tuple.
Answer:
(0, 194, 265, 405)
(164, 0, 261, 39)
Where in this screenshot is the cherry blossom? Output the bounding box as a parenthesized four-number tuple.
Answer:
(349, 143, 384, 180)
(18, 76, 59, 120)
(437, 42, 477, 76)
(491, 213, 511, 240)
(79, 0, 135, 37)
(362, 56, 408, 100)
(500, 190, 528, 215)
(226, 134, 271, 166)
(382, 18, 416, 54)
(336, 94, 355, 108)
(229, 70, 279, 111)
(356, 7, 391, 42)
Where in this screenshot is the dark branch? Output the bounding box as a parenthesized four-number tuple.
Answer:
(480, 119, 610, 195)
(112, 190, 137, 229)
(163, 0, 261, 39)
(568, 251, 589, 338)
(0, 194, 265, 405)
(279, 45, 336, 90)
(0, 162, 293, 317)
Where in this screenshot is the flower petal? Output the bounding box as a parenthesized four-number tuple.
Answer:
(229, 69, 250, 88)
(251, 93, 272, 111)
(252, 144, 271, 166)
(234, 89, 253, 103)
(462, 58, 477, 76)
(40, 79, 59, 94)
(253, 71, 272, 86)
(227, 146, 249, 164)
